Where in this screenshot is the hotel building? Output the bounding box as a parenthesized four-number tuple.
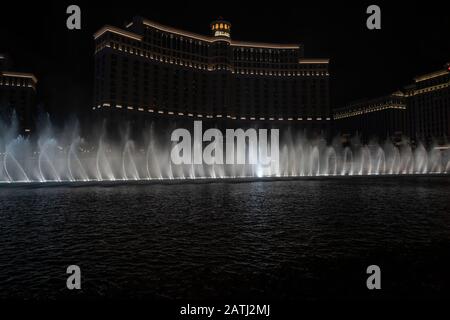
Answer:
(93, 16, 330, 130)
(0, 54, 37, 133)
(334, 93, 408, 140)
(334, 63, 450, 144)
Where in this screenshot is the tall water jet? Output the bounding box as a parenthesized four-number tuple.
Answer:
(325, 146, 337, 176)
(96, 138, 115, 181)
(429, 147, 442, 173)
(38, 139, 61, 182)
(400, 144, 413, 174)
(309, 146, 320, 176)
(374, 147, 386, 175)
(341, 147, 353, 176)
(122, 140, 140, 180)
(68, 138, 89, 181)
(414, 143, 428, 174)
(4, 137, 31, 182)
(358, 146, 370, 175)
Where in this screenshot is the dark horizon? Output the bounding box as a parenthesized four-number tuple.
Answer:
(1, 1, 449, 119)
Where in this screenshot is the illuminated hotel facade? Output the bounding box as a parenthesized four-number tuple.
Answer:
(334, 63, 450, 144)
(333, 93, 408, 140)
(0, 54, 37, 133)
(93, 16, 330, 130)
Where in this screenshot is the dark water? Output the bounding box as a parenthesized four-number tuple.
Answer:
(1, 177, 450, 300)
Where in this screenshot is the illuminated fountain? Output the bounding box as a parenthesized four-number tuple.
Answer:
(1, 113, 449, 184)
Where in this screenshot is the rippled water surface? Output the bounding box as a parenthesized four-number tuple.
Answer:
(1, 177, 450, 300)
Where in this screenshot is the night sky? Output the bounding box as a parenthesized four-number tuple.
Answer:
(1, 1, 449, 119)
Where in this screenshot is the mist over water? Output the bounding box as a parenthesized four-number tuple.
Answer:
(1, 112, 449, 183)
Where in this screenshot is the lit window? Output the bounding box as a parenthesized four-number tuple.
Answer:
(220, 23, 223, 29)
